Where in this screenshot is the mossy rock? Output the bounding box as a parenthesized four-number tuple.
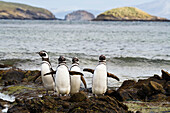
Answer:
(2, 85, 35, 95)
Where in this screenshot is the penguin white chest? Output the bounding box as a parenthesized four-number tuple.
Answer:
(92, 64, 107, 95)
(41, 63, 55, 90)
(55, 65, 70, 94)
(70, 66, 81, 94)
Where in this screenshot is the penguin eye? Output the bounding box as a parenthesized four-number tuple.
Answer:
(41, 53, 46, 56)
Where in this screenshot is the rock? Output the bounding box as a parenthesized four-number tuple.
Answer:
(8, 96, 128, 113)
(137, 84, 152, 101)
(94, 7, 168, 21)
(0, 63, 9, 68)
(114, 74, 168, 102)
(105, 90, 124, 101)
(8, 95, 129, 113)
(118, 80, 136, 91)
(0, 1, 56, 20)
(161, 70, 170, 81)
(164, 81, 170, 96)
(65, 10, 95, 21)
(148, 94, 167, 102)
(149, 81, 165, 94)
(0, 68, 41, 86)
(1, 68, 25, 83)
(69, 91, 87, 102)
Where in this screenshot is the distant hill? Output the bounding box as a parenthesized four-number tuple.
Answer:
(52, 9, 102, 19)
(94, 7, 168, 21)
(0, 1, 56, 20)
(137, 0, 170, 19)
(65, 10, 95, 21)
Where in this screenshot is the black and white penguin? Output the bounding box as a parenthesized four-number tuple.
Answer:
(44, 56, 84, 96)
(83, 55, 119, 95)
(70, 57, 87, 94)
(38, 50, 55, 95)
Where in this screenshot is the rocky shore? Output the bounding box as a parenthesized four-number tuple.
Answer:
(0, 64, 169, 112)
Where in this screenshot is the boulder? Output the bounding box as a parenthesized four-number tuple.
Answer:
(137, 84, 153, 101)
(1, 68, 25, 83)
(149, 81, 165, 94)
(164, 81, 170, 96)
(161, 70, 170, 81)
(118, 80, 136, 91)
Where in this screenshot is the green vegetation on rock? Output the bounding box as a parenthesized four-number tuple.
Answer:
(2, 85, 35, 95)
(94, 7, 167, 21)
(0, 1, 55, 19)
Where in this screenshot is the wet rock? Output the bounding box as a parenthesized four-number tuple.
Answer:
(8, 95, 129, 113)
(69, 91, 87, 102)
(149, 81, 165, 94)
(161, 70, 170, 81)
(115, 73, 169, 102)
(137, 84, 153, 101)
(4, 80, 18, 86)
(118, 80, 136, 91)
(0, 100, 6, 109)
(1, 68, 25, 83)
(164, 81, 170, 96)
(0, 68, 41, 86)
(0, 63, 9, 68)
(148, 93, 167, 102)
(105, 90, 124, 101)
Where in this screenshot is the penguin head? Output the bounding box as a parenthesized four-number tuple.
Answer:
(99, 55, 106, 62)
(38, 50, 49, 59)
(72, 57, 79, 64)
(58, 56, 66, 64)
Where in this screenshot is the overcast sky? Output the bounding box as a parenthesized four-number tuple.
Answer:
(2, 0, 154, 12)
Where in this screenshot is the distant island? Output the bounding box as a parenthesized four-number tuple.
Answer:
(93, 7, 168, 21)
(65, 10, 95, 21)
(0, 1, 55, 20)
(0, 1, 169, 21)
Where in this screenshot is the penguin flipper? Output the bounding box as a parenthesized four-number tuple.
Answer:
(44, 71, 56, 76)
(81, 76, 87, 89)
(107, 72, 120, 81)
(69, 71, 84, 76)
(83, 68, 94, 74)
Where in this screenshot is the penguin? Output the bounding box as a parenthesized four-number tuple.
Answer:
(70, 57, 87, 94)
(38, 50, 55, 95)
(44, 56, 84, 96)
(83, 55, 119, 96)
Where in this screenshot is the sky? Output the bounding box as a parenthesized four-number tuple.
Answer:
(2, 0, 154, 12)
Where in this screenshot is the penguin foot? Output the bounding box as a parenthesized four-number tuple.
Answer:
(46, 91, 49, 96)
(53, 91, 58, 95)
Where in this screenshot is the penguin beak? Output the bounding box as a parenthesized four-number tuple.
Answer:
(36, 52, 40, 55)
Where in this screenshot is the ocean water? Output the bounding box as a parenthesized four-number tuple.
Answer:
(0, 20, 170, 87)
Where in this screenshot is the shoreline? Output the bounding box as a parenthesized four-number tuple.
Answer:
(0, 18, 170, 22)
(0, 67, 169, 112)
